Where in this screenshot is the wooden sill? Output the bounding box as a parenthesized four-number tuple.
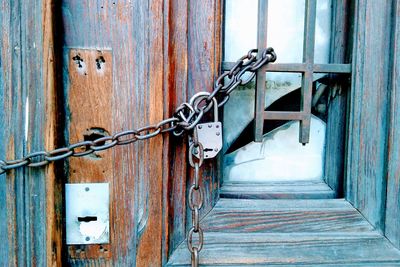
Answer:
(167, 199, 400, 266)
(220, 180, 336, 199)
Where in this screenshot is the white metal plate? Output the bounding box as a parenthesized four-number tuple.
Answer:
(66, 183, 109, 245)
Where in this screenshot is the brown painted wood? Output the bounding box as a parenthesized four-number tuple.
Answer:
(162, 0, 189, 261)
(61, 0, 222, 265)
(67, 49, 113, 260)
(42, 1, 64, 265)
(62, 1, 165, 264)
(186, 0, 222, 249)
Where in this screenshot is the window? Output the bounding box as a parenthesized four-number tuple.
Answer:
(221, 0, 350, 192)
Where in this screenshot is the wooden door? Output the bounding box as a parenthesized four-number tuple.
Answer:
(2, 0, 400, 266)
(1, 0, 221, 265)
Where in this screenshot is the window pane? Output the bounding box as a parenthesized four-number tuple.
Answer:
(224, 0, 332, 63)
(315, 0, 332, 63)
(267, 0, 305, 63)
(223, 0, 332, 182)
(224, 0, 258, 62)
(224, 116, 325, 181)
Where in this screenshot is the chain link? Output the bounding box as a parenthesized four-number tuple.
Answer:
(0, 118, 178, 173)
(187, 138, 205, 267)
(0, 47, 277, 267)
(0, 47, 276, 175)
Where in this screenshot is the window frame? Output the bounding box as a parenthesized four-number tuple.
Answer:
(220, 0, 351, 196)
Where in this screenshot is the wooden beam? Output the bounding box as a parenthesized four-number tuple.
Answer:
(222, 62, 352, 73)
(0, 0, 61, 265)
(385, 0, 400, 249)
(323, 0, 351, 196)
(254, 0, 269, 142)
(299, 0, 317, 144)
(263, 111, 307, 121)
(346, 0, 393, 231)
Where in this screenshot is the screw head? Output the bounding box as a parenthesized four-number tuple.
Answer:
(85, 187, 90, 192)
(208, 124, 212, 128)
(214, 148, 218, 152)
(216, 132, 220, 136)
(198, 125, 202, 129)
(85, 237, 90, 241)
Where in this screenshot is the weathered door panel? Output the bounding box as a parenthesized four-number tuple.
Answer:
(0, 0, 221, 265)
(61, 0, 221, 265)
(0, 0, 61, 265)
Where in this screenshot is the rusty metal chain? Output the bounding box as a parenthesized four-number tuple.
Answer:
(187, 132, 205, 267)
(0, 47, 276, 177)
(172, 47, 276, 135)
(0, 118, 179, 175)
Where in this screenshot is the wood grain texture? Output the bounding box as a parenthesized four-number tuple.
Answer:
(168, 232, 400, 266)
(63, 1, 164, 265)
(162, 0, 189, 262)
(202, 199, 374, 233)
(67, 49, 113, 260)
(61, 0, 221, 265)
(385, 0, 400, 250)
(0, 1, 24, 265)
(168, 199, 400, 266)
(220, 181, 335, 199)
(185, 0, 222, 259)
(323, 0, 350, 196)
(346, 0, 393, 231)
(0, 0, 61, 266)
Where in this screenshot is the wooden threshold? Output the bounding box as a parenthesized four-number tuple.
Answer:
(167, 199, 400, 266)
(220, 180, 336, 199)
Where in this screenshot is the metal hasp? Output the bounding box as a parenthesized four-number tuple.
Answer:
(66, 183, 109, 245)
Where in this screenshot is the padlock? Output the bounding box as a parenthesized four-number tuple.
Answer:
(189, 96, 222, 159)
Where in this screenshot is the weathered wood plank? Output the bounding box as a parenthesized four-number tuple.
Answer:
(185, 0, 222, 255)
(0, 0, 60, 266)
(0, 1, 24, 265)
(202, 199, 373, 233)
(67, 49, 113, 260)
(324, 0, 350, 196)
(62, 0, 222, 265)
(168, 232, 400, 266)
(220, 181, 335, 199)
(162, 0, 189, 262)
(62, 1, 165, 265)
(346, 0, 393, 231)
(168, 198, 400, 265)
(385, 0, 400, 250)
(214, 198, 354, 210)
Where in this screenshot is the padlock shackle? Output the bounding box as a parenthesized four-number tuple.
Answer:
(189, 92, 219, 122)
